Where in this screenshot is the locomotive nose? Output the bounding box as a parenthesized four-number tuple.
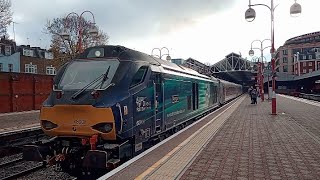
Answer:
(40, 105, 117, 140)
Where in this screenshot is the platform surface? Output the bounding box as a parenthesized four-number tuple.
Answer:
(0, 110, 39, 133)
(103, 94, 320, 180)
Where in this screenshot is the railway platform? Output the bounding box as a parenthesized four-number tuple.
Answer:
(0, 110, 39, 133)
(100, 94, 320, 180)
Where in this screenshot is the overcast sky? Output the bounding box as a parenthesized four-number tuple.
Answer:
(7, 0, 317, 64)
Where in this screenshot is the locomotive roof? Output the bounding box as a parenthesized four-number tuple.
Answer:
(77, 45, 211, 80)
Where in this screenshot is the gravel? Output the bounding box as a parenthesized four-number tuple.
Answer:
(18, 166, 76, 180)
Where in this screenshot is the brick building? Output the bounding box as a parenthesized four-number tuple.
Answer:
(275, 31, 320, 76)
(17, 45, 61, 75)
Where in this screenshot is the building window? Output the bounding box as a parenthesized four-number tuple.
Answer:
(282, 57, 288, 63)
(283, 65, 288, 72)
(282, 49, 288, 55)
(309, 62, 313, 66)
(303, 55, 307, 60)
(0, 63, 3, 71)
(25, 63, 37, 74)
(29, 50, 34, 57)
(46, 66, 56, 75)
(8, 64, 13, 72)
(23, 49, 29, 56)
(23, 49, 34, 57)
(5, 46, 11, 56)
(45, 52, 54, 59)
(303, 62, 306, 67)
(309, 68, 313, 73)
(309, 55, 313, 60)
(303, 69, 306, 73)
(316, 54, 320, 59)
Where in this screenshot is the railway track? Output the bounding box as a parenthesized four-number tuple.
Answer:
(0, 126, 45, 158)
(0, 158, 46, 180)
(0, 157, 23, 168)
(0, 126, 43, 146)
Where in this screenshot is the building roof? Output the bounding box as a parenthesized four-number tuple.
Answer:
(284, 31, 320, 46)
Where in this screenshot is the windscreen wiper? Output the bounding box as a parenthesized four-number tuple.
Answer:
(71, 66, 111, 99)
(98, 66, 110, 89)
(71, 73, 105, 99)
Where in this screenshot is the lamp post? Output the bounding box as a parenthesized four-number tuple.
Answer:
(250, 57, 259, 88)
(60, 11, 99, 54)
(295, 52, 300, 76)
(248, 39, 271, 102)
(245, 0, 302, 115)
(151, 47, 172, 61)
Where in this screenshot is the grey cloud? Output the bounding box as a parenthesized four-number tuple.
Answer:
(10, 0, 235, 46)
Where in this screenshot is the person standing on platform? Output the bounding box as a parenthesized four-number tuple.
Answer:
(248, 86, 253, 103)
(251, 88, 258, 104)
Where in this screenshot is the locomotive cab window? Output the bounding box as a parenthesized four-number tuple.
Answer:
(58, 60, 120, 90)
(130, 66, 149, 88)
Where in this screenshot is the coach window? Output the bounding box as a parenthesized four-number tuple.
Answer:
(130, 66, 148, 88)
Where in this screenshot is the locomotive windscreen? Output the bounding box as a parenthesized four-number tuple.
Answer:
(58, 59, 120, 90)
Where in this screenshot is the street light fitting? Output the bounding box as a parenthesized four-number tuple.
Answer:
(60, 29, 70, 41)
(151, 47, 171, 61)
(89, 25, 99, 37)
(166, 55, 171, 61)
(290, 0, 302, 17)
(249, 49, 255, 56)
(245, 7, 256, 22)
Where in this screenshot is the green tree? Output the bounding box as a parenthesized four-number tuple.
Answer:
(45, 15, 109, 60)
(0, 0, 13, 36)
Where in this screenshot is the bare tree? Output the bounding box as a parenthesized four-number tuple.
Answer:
(45, 15, 109, 60)
(0, 0, 13, 36)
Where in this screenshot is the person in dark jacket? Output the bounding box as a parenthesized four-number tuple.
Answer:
(248, 86, 253, 103)
(251, 88, 258, 104)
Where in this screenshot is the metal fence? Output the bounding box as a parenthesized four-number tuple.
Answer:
(0, 72, 53, 113)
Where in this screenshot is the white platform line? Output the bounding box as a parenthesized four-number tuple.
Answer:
(0, 110, 40, 117)
(0, 125, 41, 136)
(98, 97, 242, 180)
(278, 94, 320, 107)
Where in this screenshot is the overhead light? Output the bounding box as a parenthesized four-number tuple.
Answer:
(290, 1, 302, 17)
(166, 55, 171, 61)
(89, 25, 99, 37)
(249, 49, 254, 56)
(245, 7, 256, 22)
(60, 29, 70, 41)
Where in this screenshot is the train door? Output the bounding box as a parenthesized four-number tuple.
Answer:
(218, 81, 225, 104)
(153, 73, 164, 134)
(192, 83, 199, 110)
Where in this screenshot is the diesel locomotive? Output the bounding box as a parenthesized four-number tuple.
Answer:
(23, 45, 242, 175)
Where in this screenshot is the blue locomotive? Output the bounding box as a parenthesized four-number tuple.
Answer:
(23, 45, 242, 174)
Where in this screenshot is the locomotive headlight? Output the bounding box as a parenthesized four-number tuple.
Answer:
(41, 120, 58, 130)
(92, 123, 113, 133)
